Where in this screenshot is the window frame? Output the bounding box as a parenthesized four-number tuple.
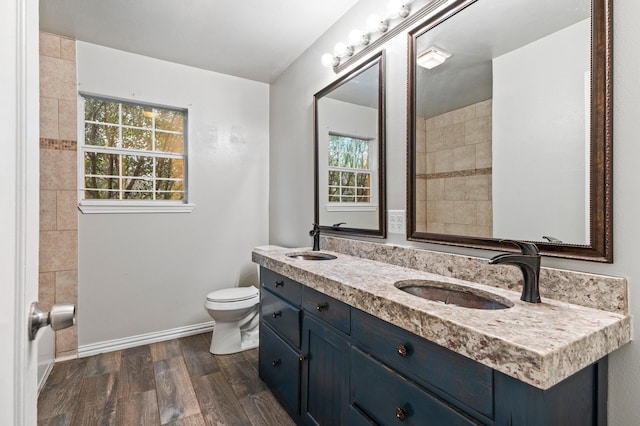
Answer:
(77, 93, 194, 214)
(325, 132, 378, 213)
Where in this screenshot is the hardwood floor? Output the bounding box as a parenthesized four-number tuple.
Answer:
(38, 333, 295, 426)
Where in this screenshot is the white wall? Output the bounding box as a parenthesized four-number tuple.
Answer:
(318, 97, 378, 229)
(269, 1, 640, 424)
(493, 20, 589, 244)
(77, 42, 269, 346)
(270, 0, 405, 248)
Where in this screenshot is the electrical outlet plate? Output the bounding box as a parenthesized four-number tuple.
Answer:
(388, 210, 405, 234)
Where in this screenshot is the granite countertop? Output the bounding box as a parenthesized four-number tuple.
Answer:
(252, 246, 631, 390)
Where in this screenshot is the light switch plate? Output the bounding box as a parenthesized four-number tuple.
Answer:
(388, 210, 405, 234)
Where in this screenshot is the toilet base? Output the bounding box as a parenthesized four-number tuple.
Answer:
(209, 321, 259, 355)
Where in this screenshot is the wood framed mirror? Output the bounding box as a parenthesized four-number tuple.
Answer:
(407, 0, 612, 262)
(314, 51, 386, 238)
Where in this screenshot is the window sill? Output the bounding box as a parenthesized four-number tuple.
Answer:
(325, 204, 377, 212)
(78, 202, 196, 214)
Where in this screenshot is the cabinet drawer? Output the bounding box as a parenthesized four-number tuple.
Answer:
(352, 309, 493, 419)
(348, 405, 377, 425)
(261, 288, 301, 348)
(351, 347, 479, 426)
(259, 323, 301, 416)
(302, 286, 350, 335)
(260, 267, 302, 305)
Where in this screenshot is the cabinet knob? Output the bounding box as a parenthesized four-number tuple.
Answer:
(395, 406, 408, 421)
(272, 311, 282, 318)
(272, 359, 281, 367)
(396, 343, 408, 357)
(316, 302, 329, 312)
(274, 280, 284, 287)
(299, 355, 306, 362)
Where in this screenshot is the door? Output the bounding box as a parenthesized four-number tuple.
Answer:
(1, 0, 40, 424)
(301, 315, 350, 426)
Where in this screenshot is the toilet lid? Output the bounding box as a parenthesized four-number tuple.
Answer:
(206, 286, 259, 303)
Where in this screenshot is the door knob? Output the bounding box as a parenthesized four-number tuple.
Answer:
(28, 302, 75, 341)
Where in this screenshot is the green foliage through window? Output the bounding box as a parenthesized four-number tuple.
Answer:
(82, 96, 186, 201)
(328, 134, 371, 203)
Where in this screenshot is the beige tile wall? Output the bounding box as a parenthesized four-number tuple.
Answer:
(39, 32, 78, 358)
(415, 99, 493, 237)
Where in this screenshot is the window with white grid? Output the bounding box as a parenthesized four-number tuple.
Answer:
(327, 134, 372, 203)
(81, 96, 187, 203)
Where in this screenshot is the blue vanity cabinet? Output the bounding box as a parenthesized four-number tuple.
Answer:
(351, 308, 493, 422)
(261, 286, 302, 348)
(493, 359, 608, 426)
(300, 286, 351, 425)
(258, 267, 608, 425)
(351, 346, 479, 425)
(259, 269, 303, 421)
(300, 315, 350, 426)
(351, 309, 608, 426)
(259, 321, 302, 417)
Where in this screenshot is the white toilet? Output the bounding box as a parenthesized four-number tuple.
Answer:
(204, 286, 260, 355)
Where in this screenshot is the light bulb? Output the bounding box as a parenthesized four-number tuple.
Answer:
(334, 42, 353, 58)
(348, 29, 369, 47)
(386, 0, 402, 18)
(366, 14, 388, 33)
(387, 0, 411, 19)
(398, 4, 410, 18)
(321, 53, 338, 68)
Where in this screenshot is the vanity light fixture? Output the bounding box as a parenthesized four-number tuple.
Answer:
(366, 14, 389, 34)
(321, 0, 414, 69)
(334, 42, 353, 58)
(348, 29, 370, 47)
(416, 46, 452, 69)
(321, 53, 340, 68)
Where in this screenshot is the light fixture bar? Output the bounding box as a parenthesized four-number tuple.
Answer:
(333, 0, 455, 73)
(333, 0, 448, 73)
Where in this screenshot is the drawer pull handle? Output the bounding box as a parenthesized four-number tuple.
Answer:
(316, 302, 329, 312)
(272, 359, 281, 367)
(274, 281, 284, 287)
(396, 344, 408, 357)
(272, 311, 282, 318)
(395, 407, 408, 421)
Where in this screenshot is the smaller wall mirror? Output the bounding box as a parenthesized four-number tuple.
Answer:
(314, 51, 386, 237)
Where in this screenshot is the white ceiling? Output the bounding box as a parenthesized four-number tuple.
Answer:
(40, 0, 360, 83)
(416, 0, 590, 117)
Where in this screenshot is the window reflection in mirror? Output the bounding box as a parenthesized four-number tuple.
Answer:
(314, 51, 386, 237)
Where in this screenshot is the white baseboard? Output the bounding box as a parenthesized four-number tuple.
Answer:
(37, 361, 54, 395)
(77, 321, 215, 358)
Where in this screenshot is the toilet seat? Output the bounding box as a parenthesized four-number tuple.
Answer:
(206, 286, 259, 302)
(205, 286, 259, 311)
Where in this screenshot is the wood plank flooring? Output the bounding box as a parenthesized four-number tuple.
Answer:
(38, 333, 295, 426)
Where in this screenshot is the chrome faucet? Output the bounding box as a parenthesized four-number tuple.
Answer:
(309, 223, 320, 251)
(489, 240, 541, 303)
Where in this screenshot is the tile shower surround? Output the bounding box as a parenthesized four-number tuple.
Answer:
(39, 32, 79, 358)
(416, 99, 493, 237)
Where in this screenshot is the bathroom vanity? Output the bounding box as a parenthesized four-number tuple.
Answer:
(253, 241, 630, 425)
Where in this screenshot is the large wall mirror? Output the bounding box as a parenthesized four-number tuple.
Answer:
(407, 0, 612, 262)
(314, 51, 386, 237)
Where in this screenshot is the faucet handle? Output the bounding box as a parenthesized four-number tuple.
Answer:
(500, 240, 539, 256)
